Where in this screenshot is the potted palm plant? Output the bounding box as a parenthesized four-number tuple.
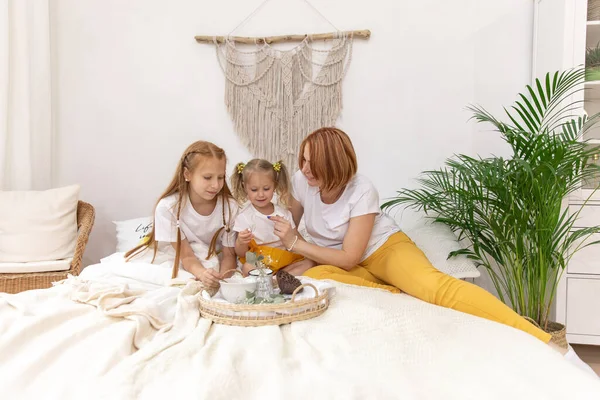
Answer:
(383, 69, 600, 341)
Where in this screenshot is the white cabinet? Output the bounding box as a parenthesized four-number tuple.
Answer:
(568, 232, 600, 274)
(569, 204, 600, 226)
(535, 0, 600, 345)
(566, 277, 600, 344)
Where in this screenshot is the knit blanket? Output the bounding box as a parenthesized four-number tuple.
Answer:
(0, 257, 598, 399)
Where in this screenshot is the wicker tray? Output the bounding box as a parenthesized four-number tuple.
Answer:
(198, 283, 330, 326)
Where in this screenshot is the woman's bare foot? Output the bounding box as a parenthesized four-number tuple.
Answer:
(283, 259, 316, 276)
(548, 340, 568, 356)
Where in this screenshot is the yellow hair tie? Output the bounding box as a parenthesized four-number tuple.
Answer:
(273, 161, 282, 172)
(237, 162, 245, 174)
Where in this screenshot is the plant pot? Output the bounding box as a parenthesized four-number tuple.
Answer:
(524, 317, 568, 349)
(586, 67, 600, 81)
(542, 321, 568, 349)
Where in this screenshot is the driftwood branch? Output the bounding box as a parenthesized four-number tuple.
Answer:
(195, 29, 371, 44)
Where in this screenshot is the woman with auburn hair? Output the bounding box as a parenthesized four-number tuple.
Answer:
(269, 127, 553, 345)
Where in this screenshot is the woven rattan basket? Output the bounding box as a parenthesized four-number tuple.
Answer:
(589, 0, 600, 21)
(198, 282, 330, 326)
(0, 201, 95, 294)
(524, 317, 568, 349)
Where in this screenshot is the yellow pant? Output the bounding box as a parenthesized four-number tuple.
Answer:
(240, 240, 304, 272)
(304, 232, 551, 343)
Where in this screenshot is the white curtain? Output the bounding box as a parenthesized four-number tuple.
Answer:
(0, 0, 53, 191)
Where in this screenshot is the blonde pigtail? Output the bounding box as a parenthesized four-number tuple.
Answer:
(230, 162, 247, 205)
(273, 160, 292, 207)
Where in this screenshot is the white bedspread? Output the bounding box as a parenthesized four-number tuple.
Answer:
(0, 257, 599, 400)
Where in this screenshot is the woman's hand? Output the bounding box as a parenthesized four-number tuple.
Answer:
(269, 215, 297, 250)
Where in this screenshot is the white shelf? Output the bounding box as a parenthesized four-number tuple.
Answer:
(587, 22, 600, 46)
(570, 189, 600, 204)
(584, 83, 600, 141)
(568, 193, 600, 205)
(585, 81, 600, 101)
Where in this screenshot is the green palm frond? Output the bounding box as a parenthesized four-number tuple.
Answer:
(383, 68, 600, 327)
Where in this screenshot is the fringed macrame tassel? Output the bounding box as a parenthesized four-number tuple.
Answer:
(215, 34, 353, 170)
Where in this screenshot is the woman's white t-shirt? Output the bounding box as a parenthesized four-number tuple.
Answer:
(292, 170, 400, 261)
(154, 193, 238, 251)
(233, 203, 296, 250)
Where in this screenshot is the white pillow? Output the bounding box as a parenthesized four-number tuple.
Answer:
(0, 258, 72, 273)
(114, 216, 153, 252)
(398, 215, 480, 279)
(0, 185, 79, 263)
(113, 213, 479, 279)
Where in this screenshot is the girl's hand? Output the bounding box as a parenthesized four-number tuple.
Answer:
(237, 229, 253, 245)
(269, 215, 297, 250)
(241, 262, 254, 277)
(194, 265, 221, 289)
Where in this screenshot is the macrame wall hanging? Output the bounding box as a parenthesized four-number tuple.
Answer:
(195, 0, 370, 169)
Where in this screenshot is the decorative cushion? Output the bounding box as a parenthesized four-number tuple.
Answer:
(0, 258, 72, 273)
(397, 214, 481, 279)
(0, 185, 79, 263)
(114, 216, 153, 252)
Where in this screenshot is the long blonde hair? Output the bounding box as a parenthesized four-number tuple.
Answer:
(230, 159, 292, 206)
(125, 141, 233, 278)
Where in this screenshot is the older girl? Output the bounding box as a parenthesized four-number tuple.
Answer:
(126, 141, 237, 289)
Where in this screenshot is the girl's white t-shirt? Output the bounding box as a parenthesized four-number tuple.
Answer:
(154, 193, 238, 250)
(233, 203, 295, 250)
(292, 170, 400, 261)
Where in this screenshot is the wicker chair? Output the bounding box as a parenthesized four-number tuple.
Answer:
(0, 201, 95, 294)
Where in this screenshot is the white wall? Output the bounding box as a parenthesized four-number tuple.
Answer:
(50, 0, 534, 266)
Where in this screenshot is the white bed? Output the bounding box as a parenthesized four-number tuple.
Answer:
(0, 217, 599, 399)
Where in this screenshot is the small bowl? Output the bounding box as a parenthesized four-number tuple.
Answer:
(219, 277, 257, 303)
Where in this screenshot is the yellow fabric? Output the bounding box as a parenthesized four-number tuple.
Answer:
(304, 232, 552, 343)
(240, 240, 304, 272)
